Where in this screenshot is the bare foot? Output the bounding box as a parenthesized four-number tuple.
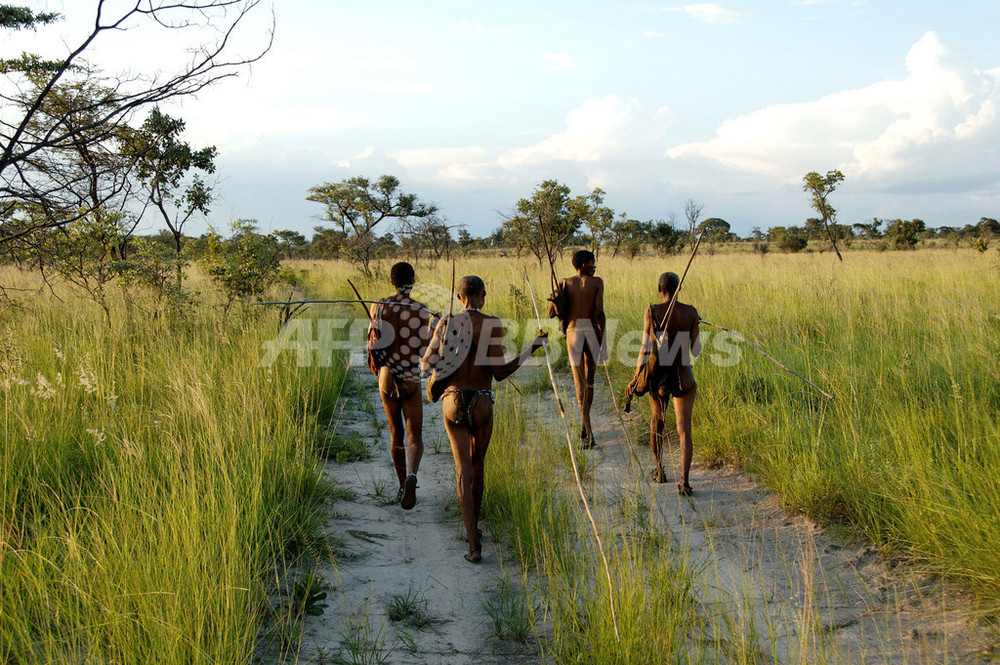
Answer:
(464, 548, 482, 564)
(401, 474, 417, 510)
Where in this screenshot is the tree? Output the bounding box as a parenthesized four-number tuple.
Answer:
(776, 233, 808, 253)
(570, 187, 615, 257)
(309, 226, 346, 259)
(976, 217, 1000, 238)
(802, 170, 845, 260)
(885, 218, 925, 250)
(6, 75, 141, 254)
(1, 1, 271, 252)
(750, 227, 768, 255)
(396, 214, 458, 262)
(500, 180, 582, 268)
(33, 209, 131, 328)
(125, 108, 217, 287)
(306, 175, 436, 275)
(648, 218, 685, 256)
(852, 218, 883, 240)
(272, 230, 308, 260)
(199, 220, 282, 315)
(684, 198, 703, 245)
(608, 214, 649, 258)
(698, 217, 733, 244)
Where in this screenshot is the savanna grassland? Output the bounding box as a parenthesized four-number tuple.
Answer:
(2, 247, 999, 663)
(0, 268, 348, 663)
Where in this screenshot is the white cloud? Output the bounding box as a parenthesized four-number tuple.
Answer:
(667, 32, 1000, 194)
(499, 96, 653, 168)
(538, 53, 575, 71)
(683, 4, 740, 24)
(642, 30, 665, 38)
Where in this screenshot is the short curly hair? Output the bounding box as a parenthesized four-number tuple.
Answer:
(572, 249, 595, 270)
(390, 262, 415, 288)
(457, 275, 485, 297)
(658, 272, 680, 296)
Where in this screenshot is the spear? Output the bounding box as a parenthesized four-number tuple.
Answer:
(251, 298, 429, 310)
(699, 319, 834, 400)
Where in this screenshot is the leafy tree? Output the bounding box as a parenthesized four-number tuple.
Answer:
(885, 218, 925, 250)
(776, 233, 808, 253)
(272, 230, 308, 260)
(125, 108, 217, 287)
(852, 218, 883, 240)
(698, 217, 733, 244)
(6, 76, 141, 261)
(306, 175, 436, 275)
(570, 187, 615, 257)
(309, 226, 346, 259)
(802, 169, 845, 260)
(200, 220, 282, 314)
(34, 209, 131, 328)
(649, 218, 685, 255)
(976, 217, 1000, 238)
(608, 214, 648, 258)
(750, 227, 768, 255)
(501, 180, 582, 267)
(1, 1, 271, 252)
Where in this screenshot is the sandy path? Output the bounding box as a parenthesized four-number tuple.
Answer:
(292, 365, 536, 665)
(529, 365, 997, 664)
(288, 356, 994, 664)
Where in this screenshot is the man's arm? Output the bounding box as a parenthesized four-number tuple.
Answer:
(633, 306, 653, 374)
(490, 319, 547, 382)
(420, 317, 446, 375)
(690, 308, 701, 358)
(594, 277, 606, 341)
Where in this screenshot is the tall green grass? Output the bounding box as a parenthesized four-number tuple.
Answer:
(0, 269, 347, 663)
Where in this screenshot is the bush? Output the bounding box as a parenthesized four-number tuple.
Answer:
(776, 234, 808, 253)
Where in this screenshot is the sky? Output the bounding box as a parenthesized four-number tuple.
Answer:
(8, 1, 1000, 237)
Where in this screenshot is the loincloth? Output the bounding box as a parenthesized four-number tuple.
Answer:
(442, 388, 494, 428)
(651, 366, 696, 405)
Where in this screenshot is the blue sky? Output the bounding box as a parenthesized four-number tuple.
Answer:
(11, 1, 1000, 237)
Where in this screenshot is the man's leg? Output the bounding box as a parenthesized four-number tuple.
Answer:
(443, 400, 480, 562)
(378, 368, 408, 489)
(648, 394, 666, 482)
(566, 329, 587, 440)
(399, 387, 423, 509)
(581, 352, 596, 444)
(379, 392, 407, 489)
(468, 398, 494, 531)
(672, 385, 697, 491)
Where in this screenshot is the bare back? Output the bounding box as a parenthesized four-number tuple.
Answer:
(646, 300, 700, 368)
(563, 274, 604, 328)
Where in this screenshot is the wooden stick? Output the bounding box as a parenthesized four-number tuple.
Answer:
(346, 279, 374, 321)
